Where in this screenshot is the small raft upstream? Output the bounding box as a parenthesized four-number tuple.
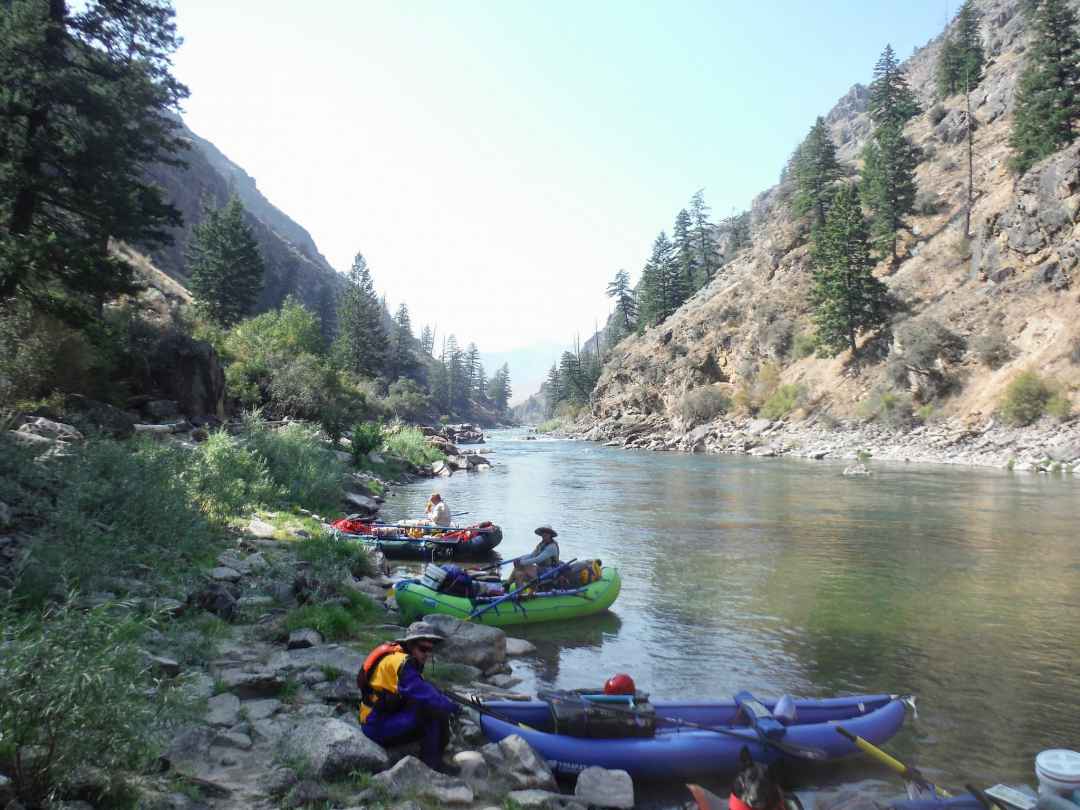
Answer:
(330, 518, 503, 560)
(395, 565, 622, 626)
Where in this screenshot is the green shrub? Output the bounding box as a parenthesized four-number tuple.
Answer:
(1000, 371, 1054, 426)
(14, 439, 220, 605)
(762, 318, 794, 359)
(185, 430, 283, 522)
(0, 600, 190, 806)
(536, 418, 563, 433)
(382, 425, 445, 467)
(859, 387, 914, 430)
(350, 421, 384, 463)
(243, 417, 345, 513)
(892, 316, 965, 400)
(916, 403, 936, 423)
(1047, 392, 1073, 422)
(972, 326, 1013, 369)
(673, 386, 731, 425)
(914, 190, 942, 215)
(295, 533, 375, 582)
(283, 590, 380, 641)
(384, 379, 434, 422)
(792, 332, 817, 359)
(760, 384, 803, 420)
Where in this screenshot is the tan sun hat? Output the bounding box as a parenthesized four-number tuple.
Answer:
(394, 620, 445, 646)
(534, 525, 558, 538)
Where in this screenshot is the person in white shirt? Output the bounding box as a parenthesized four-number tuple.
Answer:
(424, 493, 451, 527)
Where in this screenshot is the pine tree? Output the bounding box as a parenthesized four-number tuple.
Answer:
(672, 208, 698, 295)
(558, 351, 584, 403)
(937, 1, 985, 97)
(724, 210, 752, 251)
(868, 45, 921, 127)
(637, 232, 677, 328)
(443, 334, 467, 413)
(861, 122, 921, 261)
(463, 342, 481, 406)
(544, 364, 564, 415)
(0, 0, 188, 320)
(1009, 0, 1080, 174)
(334, 253, 387, 378)
(388, 302, 417, 381)
(187, 196, 265, 327)
(420, 325, 435, 356)
(605, 269, 637, 336)
(810, 185, 894, 356)
(487, 363, 511, 414)
(689, 190, 720, 286)
(792, 118, 842, 229)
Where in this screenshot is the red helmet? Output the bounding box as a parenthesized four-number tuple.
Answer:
(603, 673, 636, 695)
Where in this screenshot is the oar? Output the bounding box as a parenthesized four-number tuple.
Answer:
(469, 559, 577, 620)
(541, 692, 827, 760)
(469, 554, 527, 572)
(687, 784, 726, 810)
(445, 690, 536, 730)
(835, 726, 951, 796)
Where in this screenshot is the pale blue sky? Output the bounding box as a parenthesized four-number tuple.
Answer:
(171, 0, 950, 368)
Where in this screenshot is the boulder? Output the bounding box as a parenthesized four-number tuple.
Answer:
(282, 780, 329, 809)
(242, 698, 283, 721)
(372, 756, 473, 805)
(148, 332, 226, 418)
(367, 451, 385, 464)
(61, 394, 136, 438)
(287, 629, 324, 650)
(210, 566, 242, 583)
(145, 654, 181, 677)
(478, 734, 557, 792)
(343, 491, 380, 514)
(843, 463, 872, 477)
(422, 614, 506, 672)
(186, 582, 239, 621)
(276, 644, 363, 677)
(144, 399, 180, 420)
(505, 637, 536, 657)
(206, 693, 241, 727)
(247, 517, 277, 539)
(216, 668, 284, 699)
(17, 417, 84, 444)
(281, 718, 389, 779)
(506, 790, 585, 810)
(212, 730, 252, 750)
(574, 767, 635, 809)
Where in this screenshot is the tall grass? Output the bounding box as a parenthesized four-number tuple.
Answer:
(242, 415, 345, 513)
(185, 430, 283, 522)
(381, 425, 446, 466)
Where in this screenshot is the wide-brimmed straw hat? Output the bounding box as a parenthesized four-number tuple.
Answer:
(534, 525, 558, 538)
(395, 621, 445, 646)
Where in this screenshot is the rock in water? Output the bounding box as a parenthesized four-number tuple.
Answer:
(372, 756, 473, 805)
(574, 767, 635, 808)
(281, 718, 388, 778)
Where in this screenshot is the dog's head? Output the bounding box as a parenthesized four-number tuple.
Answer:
(731, 747, 784, 810)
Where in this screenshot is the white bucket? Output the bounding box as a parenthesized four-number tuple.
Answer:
(1035, 750, 1080, 797)
(421, 563, 447, 590)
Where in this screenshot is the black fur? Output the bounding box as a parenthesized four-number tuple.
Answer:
(732, 746, 785, 810)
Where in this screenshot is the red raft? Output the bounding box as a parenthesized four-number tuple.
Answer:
(330, 518, 503, 560)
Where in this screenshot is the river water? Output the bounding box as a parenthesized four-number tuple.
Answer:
(385, 429, 1080, 806)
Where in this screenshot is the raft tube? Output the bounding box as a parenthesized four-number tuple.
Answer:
(479, 693, 908, 779)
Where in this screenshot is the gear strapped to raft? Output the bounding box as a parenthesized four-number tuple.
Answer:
(538, 688, 657, 739)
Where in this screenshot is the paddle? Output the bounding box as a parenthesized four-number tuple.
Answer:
(469, 559, 578, 620)
(835, 726, 952, 797)
(538, 691, 828, 760)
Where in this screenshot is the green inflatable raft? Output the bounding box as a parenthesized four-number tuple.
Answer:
(394, 566, 622, 627)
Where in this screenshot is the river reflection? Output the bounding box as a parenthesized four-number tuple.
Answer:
(387, 430, 1080, 806)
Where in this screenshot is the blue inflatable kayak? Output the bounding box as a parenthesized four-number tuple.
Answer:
(478, 693, 908, 779)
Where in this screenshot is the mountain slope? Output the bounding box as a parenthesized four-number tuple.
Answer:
(142, 120, 343, 324)
(585, 0, 1080, 445)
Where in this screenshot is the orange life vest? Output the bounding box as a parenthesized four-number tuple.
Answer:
(357, 642, 408, 723)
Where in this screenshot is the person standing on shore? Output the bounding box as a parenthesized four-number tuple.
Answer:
(358, 622, 461, 772)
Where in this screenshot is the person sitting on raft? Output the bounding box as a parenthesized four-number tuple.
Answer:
(358, 621, 461, 773)
(424, 492, 451, 527)
(510, 525, 560, 590)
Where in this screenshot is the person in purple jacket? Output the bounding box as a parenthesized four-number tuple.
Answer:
(358, 621, 461, 772)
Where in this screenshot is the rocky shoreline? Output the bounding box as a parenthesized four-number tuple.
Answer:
(564, 413, 1080, 473)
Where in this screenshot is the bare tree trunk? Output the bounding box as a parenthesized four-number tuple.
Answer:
(964, 68, 974, 238)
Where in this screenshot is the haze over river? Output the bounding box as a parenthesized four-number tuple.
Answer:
(387, 429, 1080, 805)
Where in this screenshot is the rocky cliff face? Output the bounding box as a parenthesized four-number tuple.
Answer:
(587, 0, 1080, 441)
(143, 120, 343, 326)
